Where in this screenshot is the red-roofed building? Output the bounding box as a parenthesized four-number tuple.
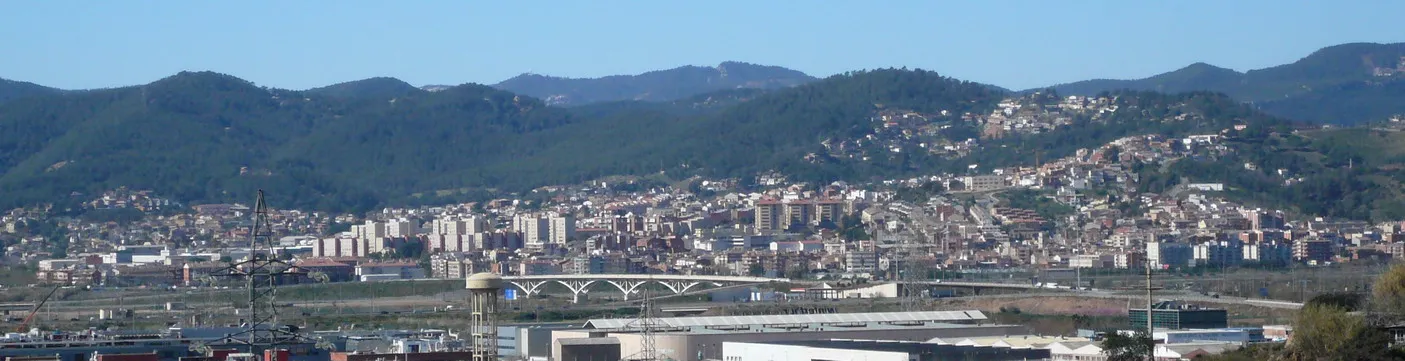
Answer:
(297, 258, 357, 282)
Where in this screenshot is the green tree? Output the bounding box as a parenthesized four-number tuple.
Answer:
(1103, 145, 1121, 163)
(1100, 331, 1153, 361)
(1372, 263, 1405, 316)
(785, 265, 809, 280)
(1209, 263, 1405, 360)
(1308, 292, 1365, 311)
(326, 222, 352, 236)
(748, 263, 766, 277)
(1287, 303, 1395, 361)
(1197, 343, 1287, 361)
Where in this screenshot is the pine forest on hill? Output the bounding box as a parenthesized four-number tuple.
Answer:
(0, 43, 1403, 221)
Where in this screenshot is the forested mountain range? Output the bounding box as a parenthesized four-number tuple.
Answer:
(1041, 42, 1405, 124)
(0, 78, 62, 105)
(0, 67, 1319, 213)
(492, 61, 816, 106)
(304, 77, 425, 99)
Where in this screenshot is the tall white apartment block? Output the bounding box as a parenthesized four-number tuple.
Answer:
(515, 214, 550, 250)
(386, 219, 419, 238)
(362, 220, 387, 240)
(548, 214, 576, 245)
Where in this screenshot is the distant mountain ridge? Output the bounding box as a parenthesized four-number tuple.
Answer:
(1048, 62, 1244, 96)
(0, 78, 62, 105)
(1040, 42, 1405, 124)
(493, 61, 817, 106)
(0, 67, 1300, 213)
(304, 77, 424, 99)
(0, 68, 1007, 211)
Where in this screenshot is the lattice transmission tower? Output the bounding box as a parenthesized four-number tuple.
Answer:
(208, 190, 309, 354)
(623, 276, 663, 361)
(900, 253, 927, 312)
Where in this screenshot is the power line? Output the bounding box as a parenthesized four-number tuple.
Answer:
(900, 250, 926, 312)
(207, 190, 311, 355)
(623, 275, 662, 361)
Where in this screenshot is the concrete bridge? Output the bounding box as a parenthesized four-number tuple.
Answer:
(487, 274, 787, 303)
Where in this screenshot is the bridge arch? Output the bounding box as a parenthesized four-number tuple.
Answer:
(488, 274, 786, 303)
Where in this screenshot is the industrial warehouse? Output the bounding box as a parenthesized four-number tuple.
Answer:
(550, 310, 1027, 361)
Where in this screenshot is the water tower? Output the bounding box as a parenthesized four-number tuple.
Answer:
(466, 273, 503, 361)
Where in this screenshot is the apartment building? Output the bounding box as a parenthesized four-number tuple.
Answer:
(755, 199, 846, 231)
(756, 200, 781, 231)
(550, 214, 577, 244)
(385, 219, 419, 238)
(315, 237, 373, 257)
(1147, 241, 1193, 268)
(782, 201, 812, 231)
(1293, 239, 1333, 263)
(516, 214, 550, 250)
(961, 175, 1007, 192)
(516, 213, 576, 250)
(814, 200, 844, 226)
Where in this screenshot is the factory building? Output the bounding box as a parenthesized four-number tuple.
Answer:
(723, 339, 1051, 361)
(550, 311, 1022, 361)
(1129, 301, 1229, 330)
(497, 323, 578, 359)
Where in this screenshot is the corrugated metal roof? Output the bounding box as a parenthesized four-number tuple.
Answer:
(583, 310, 987, 329)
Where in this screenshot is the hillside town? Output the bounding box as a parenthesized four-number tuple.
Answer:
(3, 114, 1362, 360)
(6, 119, 1338, 360)
(0, 108, 1382, 293)
(9, 3, 1405, 360)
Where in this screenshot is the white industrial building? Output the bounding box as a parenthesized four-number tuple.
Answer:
(723, 339, 1050, 361)
(1049, 341, 1243, 361)
(551, 311, 1021, 361)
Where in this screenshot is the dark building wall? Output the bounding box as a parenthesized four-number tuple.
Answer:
(330, 351, 473, 361)
(559, 343, 621, 361)
(2, 343, 323, 361)
(1129, 309, 1229, 329)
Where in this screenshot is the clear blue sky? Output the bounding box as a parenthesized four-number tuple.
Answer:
(4, 1, 1403, 91)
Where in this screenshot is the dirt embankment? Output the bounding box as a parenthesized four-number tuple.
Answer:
(932, 295, 1296, 327)
(935, 296, 1130, 316)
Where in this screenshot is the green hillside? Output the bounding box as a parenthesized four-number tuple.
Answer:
(0, 78, 63, 105)
(493, 61, 815, 106)
(1137, 127, 1405, 221)
(1045, 42, 1405, 124)
(0, 69, 1307, 212)
(304, 77, 425, 100)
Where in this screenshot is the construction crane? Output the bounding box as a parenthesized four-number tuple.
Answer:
(16, 285, 61, 332)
